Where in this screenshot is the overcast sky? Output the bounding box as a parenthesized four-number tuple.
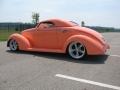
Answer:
(0, 0, 120, 28)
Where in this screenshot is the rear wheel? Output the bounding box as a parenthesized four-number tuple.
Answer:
(68, 42, 86, 59)
(9, 39, 19, 51)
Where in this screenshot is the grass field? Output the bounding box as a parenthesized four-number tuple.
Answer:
(0, 30, 20, 41)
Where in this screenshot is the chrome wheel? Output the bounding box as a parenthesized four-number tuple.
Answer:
(9, 39, 18, 51)
(68, 42, 86, 59)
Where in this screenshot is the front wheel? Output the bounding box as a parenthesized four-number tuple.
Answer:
(68, 42, 86, 59)
(9, 39, 19, 51)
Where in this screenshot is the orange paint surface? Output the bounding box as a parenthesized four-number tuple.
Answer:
(8, 18, 110, 55)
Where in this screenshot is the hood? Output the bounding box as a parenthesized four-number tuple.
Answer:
(21, 28, 36, 35)
(22, 28, 35, 33)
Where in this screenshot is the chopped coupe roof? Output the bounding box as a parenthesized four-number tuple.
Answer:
(40, 18, 76, 27)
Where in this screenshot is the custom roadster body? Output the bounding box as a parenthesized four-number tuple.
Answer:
(7, 18, 110, 59)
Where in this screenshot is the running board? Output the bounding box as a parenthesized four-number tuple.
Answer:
(27, 48, 65, 53)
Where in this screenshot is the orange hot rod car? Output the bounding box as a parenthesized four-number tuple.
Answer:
(7, 18, 110, 59)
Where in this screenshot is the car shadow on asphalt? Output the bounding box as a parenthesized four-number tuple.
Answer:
(6, 50, 108, 64)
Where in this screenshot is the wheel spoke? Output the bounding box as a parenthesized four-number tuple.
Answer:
(78, 44, 82, 49)
(74, 43, 78, 50)
(76, 51, 79, 56)
(13, 41, 16, 49)
(70, 48, 76, 52)
(79, 49, 85, 54)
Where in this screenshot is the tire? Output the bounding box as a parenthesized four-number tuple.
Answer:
(9, 39, 19, 51)
(68, 41, 86, 59)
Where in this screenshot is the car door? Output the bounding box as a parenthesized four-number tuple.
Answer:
(33, 22, 58, 49)
(56, 27, 72, 49)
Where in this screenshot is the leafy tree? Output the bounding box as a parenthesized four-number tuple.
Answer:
(32, 12, 39, 25)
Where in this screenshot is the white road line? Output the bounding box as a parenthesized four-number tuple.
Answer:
(55, 74, 120, 90)
(110, 55, 120, 58)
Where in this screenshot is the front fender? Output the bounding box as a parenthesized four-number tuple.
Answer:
(7, 33, 30, 50)
(63, 35, 105, 55)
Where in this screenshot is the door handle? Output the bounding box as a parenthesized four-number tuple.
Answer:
(60, 30, 68, 33)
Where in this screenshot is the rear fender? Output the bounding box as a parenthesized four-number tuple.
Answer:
(63, 35, 104, 55)
(8, 33, 30, 50)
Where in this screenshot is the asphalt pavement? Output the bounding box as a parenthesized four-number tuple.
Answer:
(0, 32, 120, 90)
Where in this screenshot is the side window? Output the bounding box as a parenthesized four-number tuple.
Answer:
(40, 21, 55, 28)
(47, 23, 54, 28)
(39, 23, 48, 29)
